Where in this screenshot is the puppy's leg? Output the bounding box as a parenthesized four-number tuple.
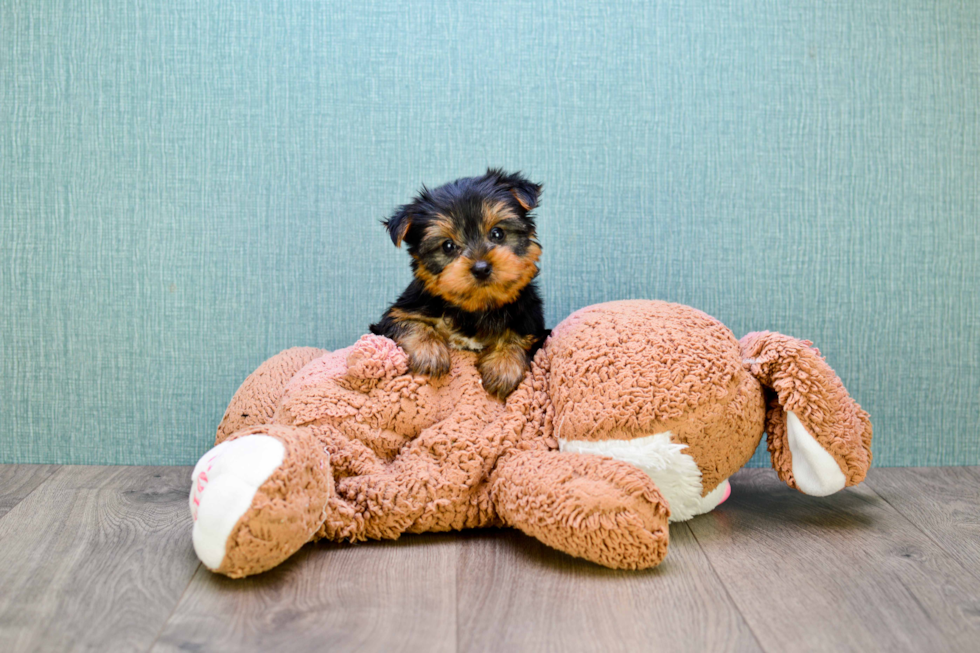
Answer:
(377, 310, 451, 377)
(478, 331, 535, 400)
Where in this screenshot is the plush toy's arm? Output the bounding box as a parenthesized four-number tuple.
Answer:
(322, 335, 568, 542)
(327, 410, 503, 540)
(310, 336, 536, 541)
(740, 331, 872, 495)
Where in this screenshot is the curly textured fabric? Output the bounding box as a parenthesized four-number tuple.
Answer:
(548, 301, 766, 494)
(549, 301, 744, 440)
(216, 347, 328, 443)
(491, 450, 670, 569)
(199, 300, 872, 577)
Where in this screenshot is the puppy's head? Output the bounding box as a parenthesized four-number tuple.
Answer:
(384, 169, 542, 312)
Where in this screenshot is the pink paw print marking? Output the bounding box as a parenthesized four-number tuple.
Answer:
(190, 452, 222, 521)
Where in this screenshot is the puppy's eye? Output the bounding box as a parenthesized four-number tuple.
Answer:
(442, 240, 458, 255)
(489, 227, 505, 242)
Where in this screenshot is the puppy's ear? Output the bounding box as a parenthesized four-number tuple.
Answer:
(383, 205, 413, 247)
(488, 168, 543, 212)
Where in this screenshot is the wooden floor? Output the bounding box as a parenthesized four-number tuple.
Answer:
(0, 466, 978, 653)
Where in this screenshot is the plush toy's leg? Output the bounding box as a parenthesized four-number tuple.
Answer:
(490, 450, 670, 569)
(216, 347, 328, 444)
(190, 424, 333, 578)
(740, 332, 873, 496)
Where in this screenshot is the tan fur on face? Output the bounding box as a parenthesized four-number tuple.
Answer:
(478, 331, 536, 400)
(423, 213, 460, 242)
(482, 200, 519, 232)
(416, 242, 541, 312)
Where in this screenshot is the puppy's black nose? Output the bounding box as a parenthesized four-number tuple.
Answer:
(471, 260, 492, 280)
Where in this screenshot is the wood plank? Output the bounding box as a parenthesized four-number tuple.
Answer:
(0, 464, 60, 518)
(0, 465, 200, 653)
(456, 526, 762, 653)
(688, 468, 980, 653)
(864, 466, 980, 581)
(152, 533, 459, 653)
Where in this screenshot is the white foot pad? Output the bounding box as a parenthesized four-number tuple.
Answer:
(786, 410, 846, 496)
(190, 435, 285, 569)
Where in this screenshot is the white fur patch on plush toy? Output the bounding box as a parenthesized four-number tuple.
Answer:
(786, 410, 846, 496)
(190, 435, 285, 569)
(558, 432, 725, 522)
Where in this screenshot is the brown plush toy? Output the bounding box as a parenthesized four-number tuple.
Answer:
(189, 300, 872, 577)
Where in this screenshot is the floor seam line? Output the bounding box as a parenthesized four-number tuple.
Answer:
(683, 519, 769, 653)
(0, 465, 62, 523)
(144, 562, 203, 653)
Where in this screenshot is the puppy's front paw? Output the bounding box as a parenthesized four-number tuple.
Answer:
(406, 337, 452, 377)
(478, 350, 528, 400)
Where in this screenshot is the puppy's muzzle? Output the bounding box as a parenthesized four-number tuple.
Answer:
(471, 260, 492, 281)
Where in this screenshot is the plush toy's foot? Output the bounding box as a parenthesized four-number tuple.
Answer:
(491, 450, 670, 570)
(559, 433, 731, 522)
(190, 425, 333, 578)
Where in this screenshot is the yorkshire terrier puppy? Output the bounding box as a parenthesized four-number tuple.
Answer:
(370, 169, 546, 400)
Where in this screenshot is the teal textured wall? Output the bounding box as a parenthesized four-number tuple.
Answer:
(1, 1, 977, 466)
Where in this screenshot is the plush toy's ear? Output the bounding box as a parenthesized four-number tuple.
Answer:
(740, 331, 872, 496)
(382, 205, 413, 248)
(488, 168, 543, 212)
